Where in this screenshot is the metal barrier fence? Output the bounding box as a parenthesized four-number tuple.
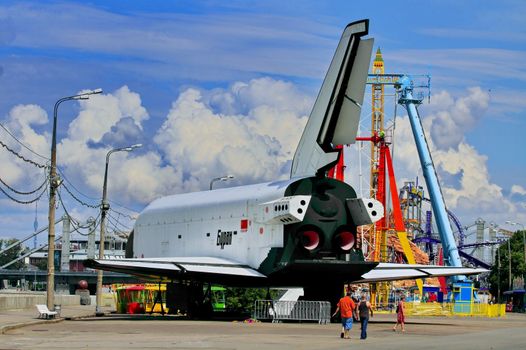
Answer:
(375, 302, 506, 318)
(253, 300, 331, 324)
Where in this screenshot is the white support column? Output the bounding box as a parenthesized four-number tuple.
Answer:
(60, 215, 71, 272)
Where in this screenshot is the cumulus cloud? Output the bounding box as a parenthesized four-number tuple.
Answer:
(385, 88, 522, 224)
(5, 104, 49, 155)
(18, 77, 309, 214)
(67, 86, 148, 144)
(155, 78, 309, 191)
(207, 77, 313, 115)
(511, 185, 526, 196)
(4, 79, 519, 241)
(57, 86, 170, 206)
(345, 86, 524, 227)
(0, 104, 49, 184)
(91, 117, 146, 149)
(424, 87, 490, 149)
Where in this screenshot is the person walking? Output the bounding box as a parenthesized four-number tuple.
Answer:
(393, 295, 406, 332)
(357, 294, 373, 339)
(332, 291, 356, 339)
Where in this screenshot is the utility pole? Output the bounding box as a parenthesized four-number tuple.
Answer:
(96, 144, 142, 316)
(47, 89, 102, 310)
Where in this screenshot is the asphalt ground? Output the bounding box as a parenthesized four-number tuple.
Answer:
(1, 306, 526, 349)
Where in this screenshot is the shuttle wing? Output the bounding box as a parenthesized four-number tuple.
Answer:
(86, 257, 486, 286)
(85, 257, 266, 284)
(357, 263, 488, 283)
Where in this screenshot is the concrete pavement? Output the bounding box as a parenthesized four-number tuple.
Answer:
(2, 305, 526, 349)
(0, 304, 102, 334)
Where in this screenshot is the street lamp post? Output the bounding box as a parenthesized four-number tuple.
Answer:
(209, 175, 234, 190)
(96, 144, 142, 316)
(47, 89, 102, 310)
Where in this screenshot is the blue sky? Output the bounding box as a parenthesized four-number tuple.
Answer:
(0, 0, 525, 243)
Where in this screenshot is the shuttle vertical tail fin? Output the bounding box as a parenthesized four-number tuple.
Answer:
(291, 20, 373, 178)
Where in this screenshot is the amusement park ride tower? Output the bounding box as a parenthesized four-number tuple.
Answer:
(361, 49, 433, 304)
(370, 48, 387, 263)
(368, 49, 390, 305)
(329, 49, 425, 305)
(330, 48, 467, 305)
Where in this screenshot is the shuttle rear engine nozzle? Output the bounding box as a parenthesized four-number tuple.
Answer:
(334, 230, 355, 251)
(300, 230, 320, 251)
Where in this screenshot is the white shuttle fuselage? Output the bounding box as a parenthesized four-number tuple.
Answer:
(134, 178, 307, 268)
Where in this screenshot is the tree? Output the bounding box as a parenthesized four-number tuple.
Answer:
(488, 230, 526, 301)
(225, 287, 278, 314)
(35, 259, 47, 271)
(0, 238, 27, 270)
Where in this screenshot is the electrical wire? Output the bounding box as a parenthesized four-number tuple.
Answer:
(105, 215, 121, 236)
(0, 175, 48, 195)
(109, 200, 140, 216)
(56, 187, 101, 236)
(70, 215, 101, 237)
(0, 182, 48, 204)
(0, 122, 49, 160)
(71, 216, 101, 237)
(107, 211, 133, 231)
(56, 167, 140, 216)
(57, 167, 99, 202)
(109, 207, 137, 220)
(61, 182, 101, 209)
(105, 216, 131, 237)
(0, 139, 48, 168)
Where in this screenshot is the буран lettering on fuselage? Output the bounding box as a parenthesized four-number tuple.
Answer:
(216, 229, 235, 249)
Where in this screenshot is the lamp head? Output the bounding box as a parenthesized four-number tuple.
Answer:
(74, 88, 103, 100)
(123, 144, 142, 152)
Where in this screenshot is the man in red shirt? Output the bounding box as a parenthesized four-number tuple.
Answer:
(332, 291, 356, 339)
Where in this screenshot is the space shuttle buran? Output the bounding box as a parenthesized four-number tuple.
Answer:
(86, 20, 486, 306)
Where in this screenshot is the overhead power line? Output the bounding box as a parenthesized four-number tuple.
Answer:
(0, 122, 49, 160)
(0, 139, 48, 169)
(57, 167, 98, 201)
(0, 182, 48, 204)
(56, 187, 101, 236)
(61, 182, 101, 209)
(109, 207, 137, 221)
(57, 166, 140, 216)
(107, 211, 133, 231)
(0, 175, 48, 195)
(108, 200, 140, 215)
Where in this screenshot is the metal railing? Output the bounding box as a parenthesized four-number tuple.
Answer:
(374, 302, 506, 318)
(253, 300, 331, 324)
